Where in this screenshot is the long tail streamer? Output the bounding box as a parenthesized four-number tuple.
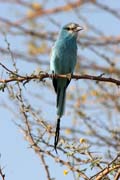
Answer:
(54, 118, 61, 153)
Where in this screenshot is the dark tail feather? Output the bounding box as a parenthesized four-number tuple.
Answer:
(57, 87, 61, 107)
(57, 87, 66, 117)
(54, 118, 61, 153)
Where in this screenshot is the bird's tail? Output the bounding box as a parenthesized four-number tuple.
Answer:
(57, 87, 66, 117)
(54, 87, 66, 153)
(54, 117, 60, 153)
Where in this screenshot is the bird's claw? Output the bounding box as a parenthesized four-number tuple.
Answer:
(66, 73, 72, 81)
(51, 71, 56, 79)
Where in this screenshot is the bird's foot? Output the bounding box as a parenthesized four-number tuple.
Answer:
(51, 71, 56, 79)
(66, 73, 72, 81)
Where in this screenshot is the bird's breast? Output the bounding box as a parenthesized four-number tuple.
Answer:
(55, 39, 77, 74)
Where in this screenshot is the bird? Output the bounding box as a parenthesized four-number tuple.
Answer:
(50, 23, 83, 153)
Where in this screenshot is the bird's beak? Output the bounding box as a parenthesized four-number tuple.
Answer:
(76, 26, 83, 32)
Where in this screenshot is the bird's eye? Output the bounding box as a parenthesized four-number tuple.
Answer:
(65, 26, 77, 31)
(65, 27, 71, 31)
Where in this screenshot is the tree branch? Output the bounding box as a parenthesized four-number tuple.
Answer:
(15, 0, 90, 25)
(0, 73, 120, 86)
(90, 154, 120, 180)
(114, 169, 120, 180)
(95, 164, 120, 180)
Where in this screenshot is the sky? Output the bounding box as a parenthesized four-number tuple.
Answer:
(0, 0, 120, 180)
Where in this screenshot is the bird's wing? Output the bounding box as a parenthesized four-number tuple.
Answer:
(53, 78, 57, 93)
(66, 79, 71, 88)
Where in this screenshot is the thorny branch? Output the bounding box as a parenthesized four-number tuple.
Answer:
(90, 154, 120, 180)
(15, 80, 89, 180)
(0, 71, 120, 86)
(114, 169, 120, 180)
(15, 76, 51, 180)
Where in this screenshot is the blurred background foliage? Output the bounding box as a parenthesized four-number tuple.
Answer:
(0, 0, 120, 179)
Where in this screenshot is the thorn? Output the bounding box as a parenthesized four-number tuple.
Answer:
(98, 73, 105, 78)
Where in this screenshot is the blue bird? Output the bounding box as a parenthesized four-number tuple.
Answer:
(50, 23, 83, 152)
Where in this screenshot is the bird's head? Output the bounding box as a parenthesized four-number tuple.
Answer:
(60, 23, 83, 39)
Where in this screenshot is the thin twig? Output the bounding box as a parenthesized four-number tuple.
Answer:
(114, 169, 120, 180)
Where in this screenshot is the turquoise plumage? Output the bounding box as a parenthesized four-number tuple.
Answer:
(50, 23, 83, 152)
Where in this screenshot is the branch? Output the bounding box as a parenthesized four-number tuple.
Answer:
(0, 62, 23, 78)
(96, 164, 120, 180)
(114, 169, 120, 180)
(15, 78, 51, 180)
(90, 154, 120, 180)
(0, 73, 120, 86)
(94, 1, 120, 20)
(15, 0, 90, 25)
(1, 17, 120, 46)
(0, 17, 54, 40)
